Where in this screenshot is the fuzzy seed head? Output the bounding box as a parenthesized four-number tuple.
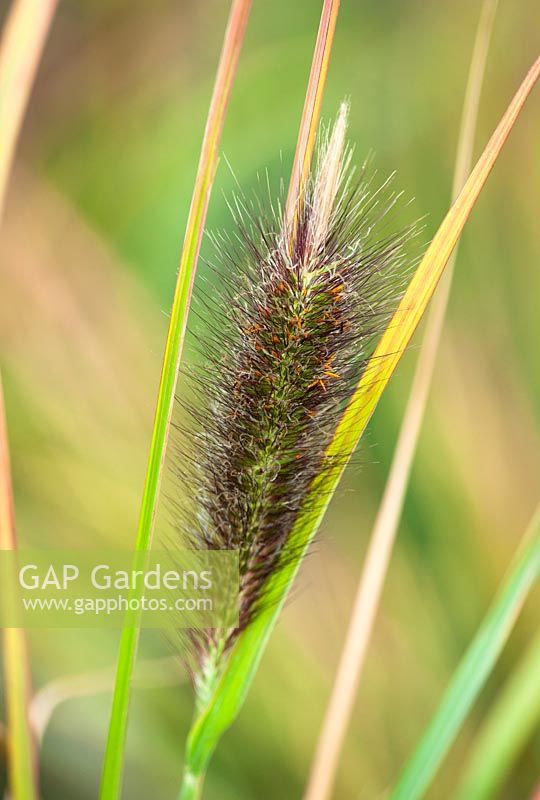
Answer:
(173, 105, 417, 668)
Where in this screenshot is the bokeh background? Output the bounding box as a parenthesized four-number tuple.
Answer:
(0, 0, 539, 798)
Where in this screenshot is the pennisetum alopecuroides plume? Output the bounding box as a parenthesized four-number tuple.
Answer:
(174, 104, 417, 798)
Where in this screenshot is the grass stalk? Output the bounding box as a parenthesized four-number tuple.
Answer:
(0, 377, 38, 800)
(0, 0, 58, 222)
(285, 0, 340, 234)
(455, 629, 540, 799)
(303, 3, 498, 797)
(0, 3, 58, 797)
(99, 2, 251, 798)
(177, 48, 540, 800)
(178, 770, 203, 800)
(389, 503, 540, 800)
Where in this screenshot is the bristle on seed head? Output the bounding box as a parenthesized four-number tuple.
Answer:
(306, 101, 349, 259)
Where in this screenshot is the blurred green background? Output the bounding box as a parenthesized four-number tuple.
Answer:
(0, 0, 539, 798)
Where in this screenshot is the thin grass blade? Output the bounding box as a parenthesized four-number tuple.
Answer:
(99, 2, 251, 797)
(455, 629, 540, 800)
(303, 3, 498, 797)
(0, 3, 57, 797)
(285, 0, 340, 234)
(389, 504, 540, 800)
(1, 377, 38, 800)
(0, 0, 58, 221)
(180, 55, 540, 782)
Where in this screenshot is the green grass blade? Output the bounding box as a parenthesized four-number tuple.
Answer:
(455, 629, 540, 800)
(180, 55, 540, 784)
(1, 377, 38, 800)
(389, 506, 540, 800)
(99, 2, 251, 797)
(303, 4, 498, 797)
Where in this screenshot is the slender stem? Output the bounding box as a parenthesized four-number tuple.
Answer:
(99, 2, 251, 798)
(178, 769, 203, 800)
(0, 0, 58, 222)
(0, 4, 57, 794)
(0, 381, 16, 550)
(178, 650, 222, 798)
(0, 377, 39, 800)
(285, 0, 340, 239)
(303, 4, 498, 798)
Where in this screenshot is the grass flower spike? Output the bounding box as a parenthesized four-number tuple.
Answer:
(176, 105, 416, 797)
(180, 105, 413, 654)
